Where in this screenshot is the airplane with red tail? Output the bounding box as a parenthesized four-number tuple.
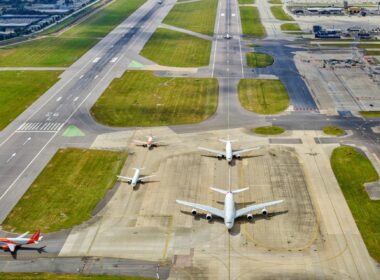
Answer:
(0, 230, 43, 253)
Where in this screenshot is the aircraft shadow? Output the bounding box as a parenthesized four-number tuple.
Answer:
(8, 246, 47, 259)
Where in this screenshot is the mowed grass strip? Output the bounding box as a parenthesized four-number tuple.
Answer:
(322, 126, 345, 136)
(0, 273, 149, 280)
(238, 79, 289, 114)
(91, 71, 218, 127)
(238, 0, 255, 4)
(360, 111, 380, 118)
(269, 0, 282, 4)
(246, 52, 274, 67)
(140, 28, 211, 67)
(2, 148, 128, 232)
(331, 146, 380, 262)
(0, 71, 61, 131)
(0, 0, 145, 67)
(270, 6, 294, 21)
(253, 126, 285, 135)
(163, 0, 217, 35)
(280, 23, 301, 31)
(239, 6, 266, 38)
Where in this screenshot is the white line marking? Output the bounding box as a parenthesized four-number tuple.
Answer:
(212, 0, 222, 77)
(79, 75, 84, 79)
(23, 137, 31, 145)
(94, 75, 99, 79)
(221, 13, 225, 16)
(56, 97, 62, 102)
(93, 57, 101, 63)
(232, 13, 235, 16)
(110, 57, 118, 63)
(73, 97, 79, 102)
(6, 153, 16, 163)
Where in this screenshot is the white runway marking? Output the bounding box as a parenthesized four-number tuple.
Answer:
(17, 122, 64, 132)
(23, 137, 32, 145)
(110, 57, 118, 63)
(73, 97, 79, 102)
(56, 96, 62, 102)
(6, 153, 16, 163)
(93, 57, 101, 63)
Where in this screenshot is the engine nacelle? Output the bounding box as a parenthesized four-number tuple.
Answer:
(246, 214, 253, 220)
(191, 209, 197, 216)
(217, 154, 223, 159)
(235, 154, 241, 159)
(261, 208, 268, 216)
(206, 213, 212, 220)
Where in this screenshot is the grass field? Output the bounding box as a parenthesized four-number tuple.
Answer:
(322, 126, 345, 136)
(0, 71, 61, 131)
(269, 0, 282, 3)
(360, 111, 380, 118)
(91, 71, 218, 127)
(270, 6, 294, 21)
(0, 273, 148, 280)
(253, 126, 285, 135)
(238, 0, 255, 4)
(140, 28, 211, 67)
(238, 79, 289, 114)
(0, 0, 145, 67)
(246, 52, 274, 67)
(2, 149, 127, 232)
(163, 0, 217, 35)
(280, 23, 301, 31)
(239, 6, 266, 38)
(331, 146, 380, 262)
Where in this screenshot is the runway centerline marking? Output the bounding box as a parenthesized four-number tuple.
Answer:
(56, 96, 62, 102)
(6, 153, 16, 163)
(23, 137, 32, 145)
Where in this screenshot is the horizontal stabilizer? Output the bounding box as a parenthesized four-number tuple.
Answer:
(210, 187, 228, 195)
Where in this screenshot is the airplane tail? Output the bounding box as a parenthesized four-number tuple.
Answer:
(210, 187, 228, 195)
(31, 230, 42, 243)
(219, 138, 237, 143)
(231, 187, 249, 195)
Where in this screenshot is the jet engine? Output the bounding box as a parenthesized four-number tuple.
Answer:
(206, 213, 213, 220)
(235, 154, 241, 159)
(246, 214, 253, 220)
(261, 208, 268, 216)
(217, 154, 223, 159)
(191, 209, 197, 216)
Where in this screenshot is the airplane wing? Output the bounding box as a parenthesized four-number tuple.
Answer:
(235, 200, 284, 218)
(117, 176, 133, 182)
(176, 200, 224, 219)
(198, 147, 226, 157)
(7, 244, 16, 252)
(134, 140, 146, 146)
(17, 232, 29, 239)
(139, 175, 155, 181)
(232, 147, 261, 156)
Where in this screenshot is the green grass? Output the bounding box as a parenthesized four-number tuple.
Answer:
(360, 111, 380, 118)
(140, 28, 211, 67)
(238, 79, 289, 114)
(163, 0, 217, 35)
(253, 126, 285, 135)
(0, 273, 149, 280)
(0, 0, 145, 67)
(365, 50, 380, 56)
(239, 6, 266, 38)
(331, 146, 380, 262)
(246, 52, 274, 67)
(0, 71, 61, 131)
(280, 23, 301, 31)
(322, 126, 345, 136)
(239, 0, 255, 4)
(270, 6, 294, 21)
(269, 0, 282, 3)
(2, 148, 128, 232)
(91, 71, 218, 127)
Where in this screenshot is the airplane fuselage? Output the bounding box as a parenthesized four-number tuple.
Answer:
(224, 192, 235, 229)
(131, 169, 141, 187)
(225, 142, 233, 162)
(147, 137, 153, 148)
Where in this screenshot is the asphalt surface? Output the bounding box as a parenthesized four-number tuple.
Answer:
(0, 0, 380, 277)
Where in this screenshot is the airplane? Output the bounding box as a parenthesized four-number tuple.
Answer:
(198, 138, 260, 164)
(0, 230, 43, 253)
(176, 187, 284, 230)
(134, 135, 164, 150)
(117, 168, 155, 188)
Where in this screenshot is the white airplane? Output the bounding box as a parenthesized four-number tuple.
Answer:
(199, 139, 260, 163)
(176, 187, 284, 230)
(0, 230, 43, 253)
(117, 168, 155, 188)
(134, 135, 164, 149)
